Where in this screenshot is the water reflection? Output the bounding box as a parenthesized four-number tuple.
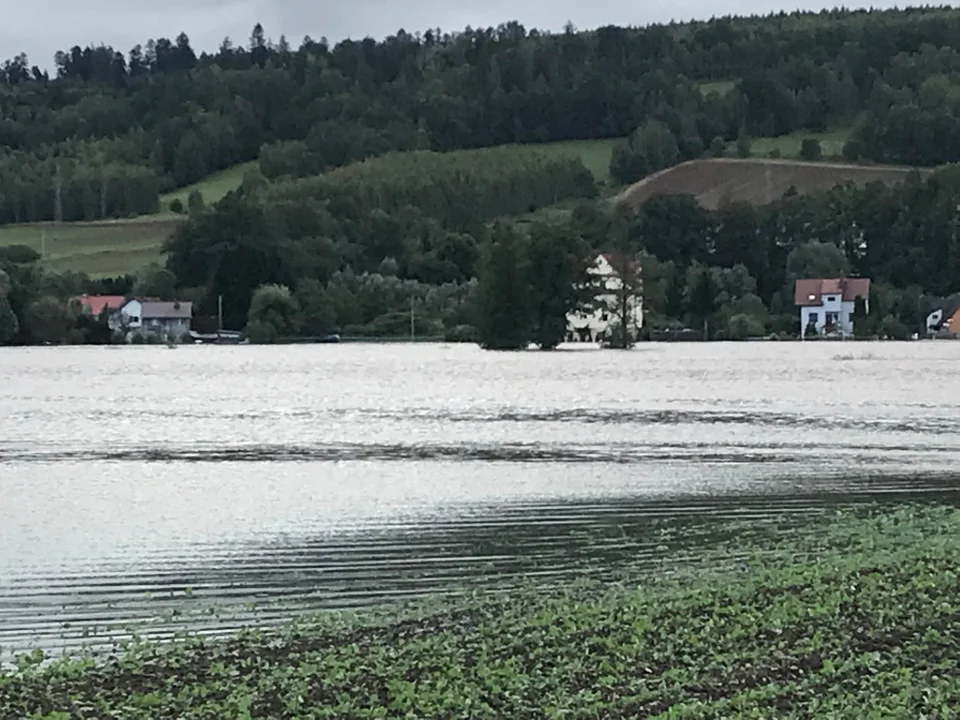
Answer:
(1, 343, 959, 657)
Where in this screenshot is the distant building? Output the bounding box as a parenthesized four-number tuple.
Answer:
(110, 298, 193, 342)
(945, 309, 960, 335)
(926, 295, 960, 337)
(73, 295, 126, 317)
(794, 277, 870, 339)
(566, 254, 643, 343)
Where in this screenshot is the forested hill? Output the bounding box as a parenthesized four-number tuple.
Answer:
(4, 6, 960, 224)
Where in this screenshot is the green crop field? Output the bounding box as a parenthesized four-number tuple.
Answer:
(0, 216, 182, 278)
(159, 161, 258, 211)
(1, 506, 956, 718)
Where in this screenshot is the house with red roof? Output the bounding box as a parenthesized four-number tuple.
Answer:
(73, 295, 127, 318)
(794, 277, 871, 339)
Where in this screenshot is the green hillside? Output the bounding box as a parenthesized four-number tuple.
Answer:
(0, 128, 865, 279)
(0, 140, 618, 278)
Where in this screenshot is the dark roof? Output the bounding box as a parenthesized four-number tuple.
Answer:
(794, 278, 870, 307)
(140, 301, 193, 320)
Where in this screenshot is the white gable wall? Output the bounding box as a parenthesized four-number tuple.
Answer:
(108, 299, 143, 331)
(801, 294, 856, 337)
(566, 255, 643, 343)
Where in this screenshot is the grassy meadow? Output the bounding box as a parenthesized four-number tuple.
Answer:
(159, 161, 258, 211)
(1, 505, 956, 718)
(524, 138, 619, 184)
(698, 79, 737, 96)
(750, 127, 852, 159)
(0, 217, 181, 278)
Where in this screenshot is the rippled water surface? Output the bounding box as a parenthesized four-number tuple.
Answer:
(2, 342, 959, 656)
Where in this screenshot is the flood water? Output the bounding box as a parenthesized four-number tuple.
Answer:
(1, 342, 959, 658)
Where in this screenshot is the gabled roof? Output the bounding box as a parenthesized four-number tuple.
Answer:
(598, 252, 640, 275)
(140, 301, 193, 320)
(74, 295, 126, 316)
(794, 278, 870, 307)
(945, 309, 960, 332)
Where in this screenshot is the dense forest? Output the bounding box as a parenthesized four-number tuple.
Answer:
(5, 7, 960, 222)
(4, 7, 960, 345)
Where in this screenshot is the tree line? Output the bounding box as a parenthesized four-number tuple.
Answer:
(6, 8, 960, 224)
(0, 247, 177, 345)
(468, 165, 960, 349)
(162, 147, 597, 331)
(4, 161, 960, 346)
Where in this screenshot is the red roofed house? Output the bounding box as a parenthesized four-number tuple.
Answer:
(73, 295, 127, 318)
(794, 277, 871, 339)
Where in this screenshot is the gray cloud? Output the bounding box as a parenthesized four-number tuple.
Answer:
(5, 0, 902, 68)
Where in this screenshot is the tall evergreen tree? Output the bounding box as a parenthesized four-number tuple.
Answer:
(602, 215, 644, 349)
(526, 223, 590, 350)
(476, 222, 532, 350)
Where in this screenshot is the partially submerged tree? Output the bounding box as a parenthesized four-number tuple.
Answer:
(0, 296, 17, 344)
(246, 283, 299, 343)
(685, 264, 720, 339)
(600, 213, 644, 349)
(525, 223, 590, 350)
(475, 222, 532, 350)
(24, 296, 77, 345)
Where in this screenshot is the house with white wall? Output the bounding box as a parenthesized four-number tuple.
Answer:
(794, 277, 870, 339)
(110, 298, 193, 342)
(566, 254, 643, 344)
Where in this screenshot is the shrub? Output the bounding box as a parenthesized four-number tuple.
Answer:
(709, 136, 727, 158)
(800, 138, 823, 161)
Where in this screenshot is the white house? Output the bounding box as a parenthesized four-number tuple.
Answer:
(566, 254, 643, 344)
(110, 299, 193, 341)
(794, 277, 870, 339)
(109, 298, 142, 333)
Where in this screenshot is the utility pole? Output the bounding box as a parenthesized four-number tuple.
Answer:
(410, 296, 415, 341)
(218, 294, 224, 332)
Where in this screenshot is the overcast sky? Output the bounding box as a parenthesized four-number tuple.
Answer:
(4, 0, 903, 68)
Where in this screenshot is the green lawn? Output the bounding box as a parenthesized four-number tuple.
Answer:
(0, 216, 182, 278)
(1, 506, 956, 718)
(698, 79, 737, 96)
(750, 127, 852, 159)
(159, 161, 258, 211)
(512, 138, 619, 184)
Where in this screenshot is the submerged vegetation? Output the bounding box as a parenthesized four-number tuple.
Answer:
(1, 505, 957, 718)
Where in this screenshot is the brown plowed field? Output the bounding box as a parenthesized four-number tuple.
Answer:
(616, 158, 931, 210)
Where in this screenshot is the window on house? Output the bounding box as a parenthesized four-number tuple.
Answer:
(808, 312, 819, 322)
